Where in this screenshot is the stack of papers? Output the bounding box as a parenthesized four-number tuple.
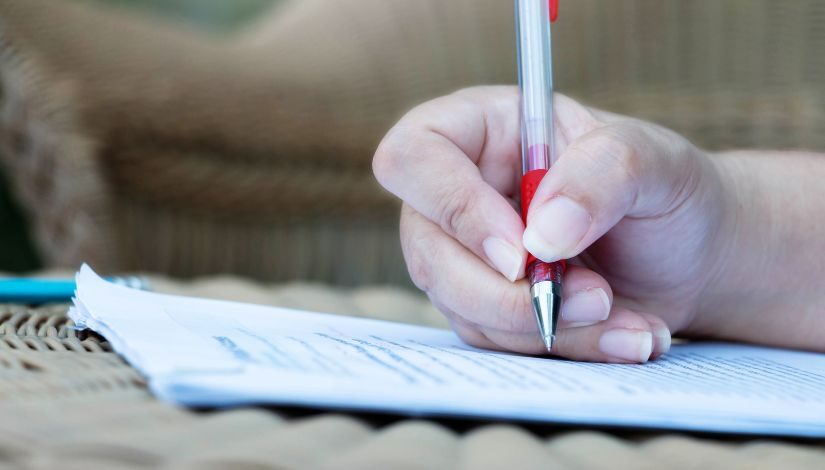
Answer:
(70, 265, 825, 437)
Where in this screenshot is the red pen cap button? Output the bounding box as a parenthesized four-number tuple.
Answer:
(550, 0, 559, 22)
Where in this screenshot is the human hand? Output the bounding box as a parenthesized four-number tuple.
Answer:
(373, 86, 731, 363)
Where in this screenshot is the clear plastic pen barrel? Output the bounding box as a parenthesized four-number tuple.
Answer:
(516, 0, 555, 174)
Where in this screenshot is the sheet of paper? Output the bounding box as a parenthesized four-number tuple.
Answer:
(70, 265, 825, 437)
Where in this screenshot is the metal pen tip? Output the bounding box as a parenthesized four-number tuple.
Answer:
(531, 281, 562, 353)
(543, 335, 555, 352)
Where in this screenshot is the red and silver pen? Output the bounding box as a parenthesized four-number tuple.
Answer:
(516, 0, 565, 351)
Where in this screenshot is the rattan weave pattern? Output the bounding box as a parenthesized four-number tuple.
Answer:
(0, 305, 147, 403)
(1, 279, 824, 469)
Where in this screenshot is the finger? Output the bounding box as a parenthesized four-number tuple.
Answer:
(434, 297, 532, 354)
(554, 307, 657, 362)
(400, 205, 535, 333)
(402, 206, 616, 337)
(425, 249, 617, 354)
(638, 313, 672, 359)
(523, 119, 702, 263)
(415, 222, 656, 363)
(442, 311, 503, 352)
(551, 93, 606, 154)
(558, 264, 613, 326)
(402, 196, 657, 363)
(436, 259, 616, 331)
(374, 87, 527, 281)
(447, 307, 658, 363)
(495, 307, 657, 362)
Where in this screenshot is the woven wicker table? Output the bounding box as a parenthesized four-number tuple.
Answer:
(2, 276, 824, 469)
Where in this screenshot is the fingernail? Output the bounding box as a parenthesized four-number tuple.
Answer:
(652, 325, 672, 357)
(561, 288, 610, 322)
(565, 320, 602, 328)
(523, 196, 591, 262)
(599, 329, 653, 363)
(482, 237, 523, 282)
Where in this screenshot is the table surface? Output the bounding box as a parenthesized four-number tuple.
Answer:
(1, 274, 824, 469)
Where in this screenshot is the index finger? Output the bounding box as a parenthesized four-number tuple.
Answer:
(373, 86, 527, 281)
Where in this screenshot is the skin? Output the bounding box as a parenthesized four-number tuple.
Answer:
(372, 86, 825, 363)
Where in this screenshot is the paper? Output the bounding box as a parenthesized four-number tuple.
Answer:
(70, 265, 825, 437)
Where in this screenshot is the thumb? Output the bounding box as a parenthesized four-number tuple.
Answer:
(523, 121, 700, 262)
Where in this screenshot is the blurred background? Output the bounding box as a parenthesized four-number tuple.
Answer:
(1, 0, 824, 285)
(0, 0, 278, 272)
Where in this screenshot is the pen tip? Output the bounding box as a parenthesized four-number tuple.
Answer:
(543, 335, 555, 352)
(531, 281, 562, 354)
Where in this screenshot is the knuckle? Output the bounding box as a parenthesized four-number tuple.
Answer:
(605, 129, 640, 170)
(596, 125, 646, 188)
(427, 294, 454, 318)
(452, 85, 513, 103)
(375, 95, 452, 176)
(453, 324, 488, 349)
(400, 216, 435, 292)
(494, 285, 534, 333)
(403, 242, 431, 292)
(435, 184, 475, 238)
(372, 131, 406, 187)
(449, 87, 494, 110)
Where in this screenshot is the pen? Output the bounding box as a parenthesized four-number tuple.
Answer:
(516, 0, 565, 351)
(0, 277, 148, 304)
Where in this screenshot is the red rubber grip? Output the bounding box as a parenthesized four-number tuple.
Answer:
(521, 169, 566, 281)
(520, 169, 547, 223)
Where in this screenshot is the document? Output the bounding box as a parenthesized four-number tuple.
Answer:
(69, 266, 825, 437)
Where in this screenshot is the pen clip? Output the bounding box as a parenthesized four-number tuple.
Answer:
(550, 0, 558, 22)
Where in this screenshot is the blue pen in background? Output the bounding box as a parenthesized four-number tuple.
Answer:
(0, 277, 149, 304)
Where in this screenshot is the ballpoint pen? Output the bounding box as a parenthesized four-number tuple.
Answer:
(516, 0, 564, 351)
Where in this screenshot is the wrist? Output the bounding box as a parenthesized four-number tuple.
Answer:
(692, 151, 825, 351)
(689, 152, 754, 336)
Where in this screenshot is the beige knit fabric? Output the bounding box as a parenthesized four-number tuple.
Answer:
(1, 0, 824, 284)
(2, 276, 824, 469)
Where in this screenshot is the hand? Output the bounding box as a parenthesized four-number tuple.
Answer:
(373, 86, 735, 363)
